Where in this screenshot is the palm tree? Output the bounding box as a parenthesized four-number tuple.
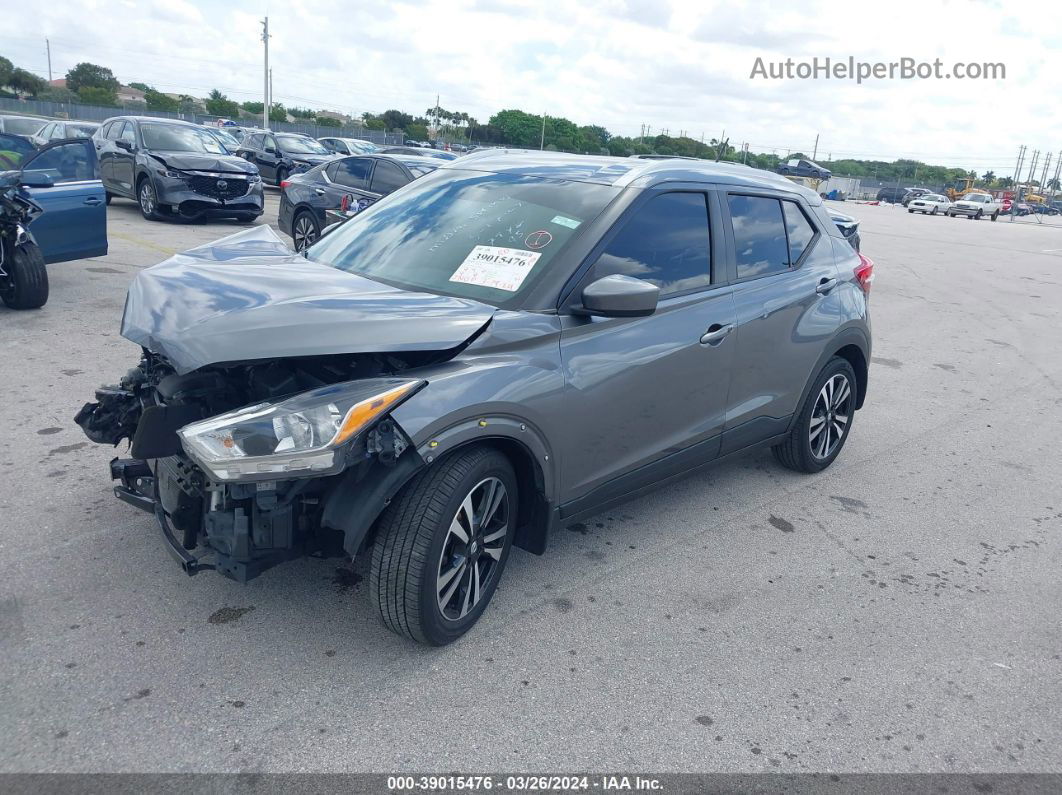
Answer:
(982, 170, 995, 186)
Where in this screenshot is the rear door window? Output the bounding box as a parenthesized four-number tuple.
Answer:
(23, 140, 98, 183)
(595, 192, 711, 295)
(727, 195, 790, 279)
(330, 157, 373, 189)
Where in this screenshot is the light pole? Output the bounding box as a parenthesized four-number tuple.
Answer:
(261, 17, 270, 130)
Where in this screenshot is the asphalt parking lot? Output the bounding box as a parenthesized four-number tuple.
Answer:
(1, 191, 1060, 774)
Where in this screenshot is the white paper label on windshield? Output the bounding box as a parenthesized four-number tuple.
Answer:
(449, 245, 542, 292)
(551, 214, 581, 229)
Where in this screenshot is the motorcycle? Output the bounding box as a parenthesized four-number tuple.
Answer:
(0, 171, 48, 310)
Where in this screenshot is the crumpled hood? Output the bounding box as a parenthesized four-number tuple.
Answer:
(121, 226, 496, 374)
(150, 151, 256, 174)
(289, 153, 334, 166)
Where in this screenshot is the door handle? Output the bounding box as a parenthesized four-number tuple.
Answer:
(700, 323, 734, 345)
(84, 197, 102, 206)
(314, 188, 325, 195)
(816, 278, 838, 295)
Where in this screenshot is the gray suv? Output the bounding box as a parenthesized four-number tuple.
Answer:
(75, 152, 873, 645)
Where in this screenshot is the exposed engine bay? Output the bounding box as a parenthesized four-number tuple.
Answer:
(75, 349, 431, 581)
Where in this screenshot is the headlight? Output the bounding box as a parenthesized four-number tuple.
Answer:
(156, 168, 183, 179)
(247, 173, 262, 183)
(177, 378, 422, 481)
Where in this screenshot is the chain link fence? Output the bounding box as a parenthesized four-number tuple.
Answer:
(0, 97, 404, 145)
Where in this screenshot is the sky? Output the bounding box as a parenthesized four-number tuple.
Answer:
(4, 0, 1060, 174)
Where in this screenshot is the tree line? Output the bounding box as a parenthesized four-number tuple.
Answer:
(0, 55, 1030, 189)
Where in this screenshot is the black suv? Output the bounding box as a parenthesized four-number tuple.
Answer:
(875, 185, 910, 203)
(234, 132, 336, 185)
(93, 117, 264, 222)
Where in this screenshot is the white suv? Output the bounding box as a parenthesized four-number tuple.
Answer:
(948, 192, 1002, 220)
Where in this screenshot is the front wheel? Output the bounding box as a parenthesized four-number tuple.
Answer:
(991, 210, 999, 221)
(137, 177, 161, 221)
(370, 447, 518, 645)
(275, 167, 288, 187)
(773, 357, 857, 474)
(931, 207, 938, 215)
(0, 240, 49, 310)
(908, 208, 914, 214)
(974, 210, 982, 220)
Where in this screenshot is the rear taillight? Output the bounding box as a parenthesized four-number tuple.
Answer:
(854, 253, 874, 295)
(279, 180, 290, 189)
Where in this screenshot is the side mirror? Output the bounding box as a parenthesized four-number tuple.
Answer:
(579, 274, 659, 318)
(21, 171, 55, 189)
(115, 139, 134, 152)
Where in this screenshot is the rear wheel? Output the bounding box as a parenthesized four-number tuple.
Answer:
(370, 447, 517, 645)
(773, 357, 857, 474)
(104, 191, 113, 206)
(0, 240, 49, 310)
(275, 167, 288, 188)
(291, 210, 320, 251)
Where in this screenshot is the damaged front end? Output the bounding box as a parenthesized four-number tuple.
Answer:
(76, 351, 425, 581)
(74, 226, 496, 582)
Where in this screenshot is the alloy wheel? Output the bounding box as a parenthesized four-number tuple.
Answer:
(139, 182, 155, 215)
(436, 477, 509, 621)
(293, 215, 317, 251)
(809, 374, 852, 460)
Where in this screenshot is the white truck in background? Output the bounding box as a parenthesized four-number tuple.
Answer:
(947, 192, 1003, 220)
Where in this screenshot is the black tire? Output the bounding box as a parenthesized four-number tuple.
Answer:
(104, 191, 113, 206)
(0, 240, 49, 310)
(974, 210, 982, 220)
(136, 176, 161, 221)
(908, 208, 914, 214)
(931, 207, 938, 215)
(991, 210, 999, 221)
(772, 357, 857, 474)
(291, 210, 320, 252)
(275, 167, 288, 188)
(370, 446, 518, 646)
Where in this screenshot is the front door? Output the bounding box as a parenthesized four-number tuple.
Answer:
(556, 190, 735, 508)
(21, 139, 108, 264)
(111, 121, 137, 195)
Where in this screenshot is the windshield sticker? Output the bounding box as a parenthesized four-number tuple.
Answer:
(550, 214, 581, 229)
(524, 230, 553, 249)
(450, 245, 542, 292)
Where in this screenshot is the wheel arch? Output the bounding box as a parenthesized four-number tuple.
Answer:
(789, 326, 871, 434)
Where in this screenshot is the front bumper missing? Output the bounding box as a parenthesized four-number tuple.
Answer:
(110, 457, 214, 576)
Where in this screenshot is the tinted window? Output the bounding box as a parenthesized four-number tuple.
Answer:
(370, 160, 407, 194)
(104, 121, 122, 140)
(330, 157, 372, 189)
(3, 117, 45, 135)
(596, 192, 711, 295)
(782, 201, 816, 264)
(24, 141, 97, 182)
(307, 170, 616, 307)
(118, 123, 137, 145)
(728, 195, 789, 279)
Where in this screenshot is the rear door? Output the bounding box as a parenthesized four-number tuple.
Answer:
(719, 192, 841, 452)
(327, 156, 379, 214)
(368, 159, 409, 198)
(20, 139, 108, 264)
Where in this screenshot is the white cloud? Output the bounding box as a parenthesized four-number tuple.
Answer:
(6, 0, 1056, 171)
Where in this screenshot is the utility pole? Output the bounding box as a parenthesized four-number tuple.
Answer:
(1010, 145, 1025, 222)
(812, 133, 819, 161)
(540, 111, 546, 150)
(1039, 152, 1051, 192)
(1051, 152, 1062, 202)
(269, 68, 273, 118)
(45, 38, 52, 82)
(261, 17, 270, 130)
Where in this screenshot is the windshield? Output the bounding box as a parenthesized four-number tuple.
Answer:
(306, 170, 618, 307)
(962, 193, 988, 202)
(206, 129, 240, 151)
(142, 124, 225, 154)
(68, 124, 98, 138)
(4, 117, 45, 135)
(278, 136, 329, 154)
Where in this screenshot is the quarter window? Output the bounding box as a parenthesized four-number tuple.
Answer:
(728, 195, 790, 279)
(118, 123, 136, 145)
(596, 192, 712, 295)
(782, 201, 816, 264)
